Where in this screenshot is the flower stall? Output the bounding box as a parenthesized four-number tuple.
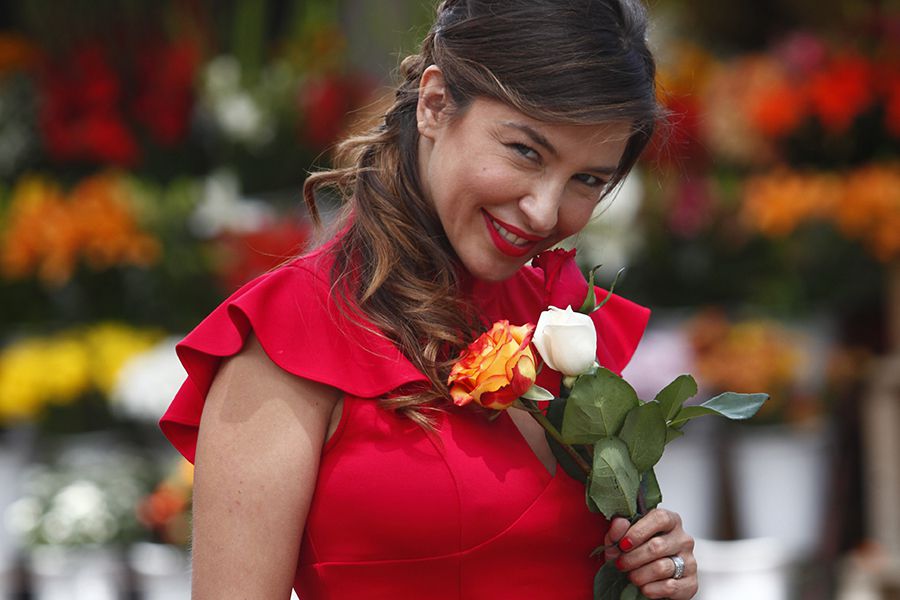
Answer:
(0, 0, 896, 597)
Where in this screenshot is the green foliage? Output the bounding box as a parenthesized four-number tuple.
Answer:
(589, 437, 640, 518)
(553, 367, 768, 532)
(595, 561, 630, 600)
(563, 369, 639, 443)
(654, 374, 698, 420)
(619, 402, 667, 472)
(669, 392, 769, 427)
(640, 469, 662, 511)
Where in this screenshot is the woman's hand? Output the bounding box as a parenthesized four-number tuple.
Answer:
(604, 508, 698, 599)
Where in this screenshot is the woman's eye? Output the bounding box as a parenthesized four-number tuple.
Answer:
(574, 173, 605, 188)
(510, 143, 539, 161)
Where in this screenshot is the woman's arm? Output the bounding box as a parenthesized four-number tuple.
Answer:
(190, 333, 342, 599)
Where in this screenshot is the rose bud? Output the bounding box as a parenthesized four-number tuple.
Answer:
(533, 306, 597, 377)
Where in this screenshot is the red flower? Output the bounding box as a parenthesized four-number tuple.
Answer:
(532, 248, 587, 310)
(749, 82, 807, 138)
(883, 70, 900, 138)
(807, 54, 874, 134)
(38, 43, 139, 166)
(645, 95, 707, 170)
(297, 73, 374, 148)
(131, 39, 199, 145)
(215, 218, 310, 291)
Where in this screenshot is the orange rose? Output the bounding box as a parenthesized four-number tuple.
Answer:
(448, 321, 536, 410)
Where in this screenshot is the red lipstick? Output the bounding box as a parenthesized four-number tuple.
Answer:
(482, 210, 543, 257)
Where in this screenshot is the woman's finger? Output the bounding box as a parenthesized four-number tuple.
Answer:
(638, 573, 699, 600)
(622, 508, 682, 546)
(627, 553, 697, 587)
(603, 517, 631, 561)
(615, 532, 683, 572)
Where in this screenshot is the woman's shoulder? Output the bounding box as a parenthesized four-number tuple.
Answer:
(160, 245, 428, 463)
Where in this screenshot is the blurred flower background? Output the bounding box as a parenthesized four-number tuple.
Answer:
(0, 0, 898, 598)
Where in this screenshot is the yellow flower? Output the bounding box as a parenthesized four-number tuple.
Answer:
(0, 323, 162, 424)
(448, 321, 537, 410)
(83, 323, 162, 394)
(0, 337, 91, 421)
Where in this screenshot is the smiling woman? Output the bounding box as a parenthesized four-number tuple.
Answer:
(417, 89, 632, 280)
(160, 1, 698, 599)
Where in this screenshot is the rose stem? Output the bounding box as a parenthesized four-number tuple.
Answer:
(520, 399, 591, 475)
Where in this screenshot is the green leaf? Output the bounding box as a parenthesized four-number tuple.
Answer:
(590, 543, 616, 558)
(669, 392, 769, 427)
(563, 368, 640, 443)
(665, 426, 684, 445)
(589, 437, 640, 519)
(594, 561, 630, 600)
(621, 584, 642, 600)
(586, 473, 601, 512)
(521, 384, 556, 401)
(592, 267, 626, 313)
(640, 468, 662, 511)
(544, 398, 591, 484)
(579, 265, 601, 313)
(618, 402, 667, 472)
(655, 374, 698, 421)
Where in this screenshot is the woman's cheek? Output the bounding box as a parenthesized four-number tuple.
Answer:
(561, 199, 598, 237)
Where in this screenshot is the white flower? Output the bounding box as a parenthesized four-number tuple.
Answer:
(188, 170, 274, 238)
(112, 336, 188, 421)
(533, 306, 597, 377)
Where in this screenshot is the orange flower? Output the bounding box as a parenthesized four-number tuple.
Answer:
(0, 172, 161, 286)
(448, 321, 536, 410)
(0, 34, 39, 75)
(741, 168, 840, 236)
(838, 164, 900, 261)
(748, 81, 807, 138)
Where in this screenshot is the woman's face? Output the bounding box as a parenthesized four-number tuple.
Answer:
(417, 68, 632, 282)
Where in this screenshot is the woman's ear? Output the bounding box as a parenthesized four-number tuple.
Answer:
(417, 65, 450, 139)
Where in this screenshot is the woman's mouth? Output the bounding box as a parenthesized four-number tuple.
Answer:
(482, 211, 544, 257)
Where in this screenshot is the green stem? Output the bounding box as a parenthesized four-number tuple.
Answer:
(520, 399, 592, 476)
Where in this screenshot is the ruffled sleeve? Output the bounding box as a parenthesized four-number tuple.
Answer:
(472, 251, 650, 391)
(159, 250, 428, 463)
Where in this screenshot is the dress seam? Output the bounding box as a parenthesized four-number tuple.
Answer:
(421, 413, 465, 600)
(296, 474, 561, 568)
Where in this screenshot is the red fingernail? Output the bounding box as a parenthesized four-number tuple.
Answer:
(615, 556, 626, 570)
(618, 537, 634, 552)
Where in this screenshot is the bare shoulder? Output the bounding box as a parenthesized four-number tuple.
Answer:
(204, 333, 342, 423)
(191, 333, 341, 599)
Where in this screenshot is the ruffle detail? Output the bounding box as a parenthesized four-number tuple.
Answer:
(159, 249, 428, 463)
(160, 247, 650, 462)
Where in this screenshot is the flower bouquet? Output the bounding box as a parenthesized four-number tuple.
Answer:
(448, 250, 768, 600)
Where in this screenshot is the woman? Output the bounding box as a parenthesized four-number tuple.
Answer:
(160, 0, 698, 598)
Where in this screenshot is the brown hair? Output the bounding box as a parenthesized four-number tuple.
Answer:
(303, 0, 662, 424)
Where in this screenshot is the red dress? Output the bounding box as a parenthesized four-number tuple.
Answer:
(160, 246, 649, 599)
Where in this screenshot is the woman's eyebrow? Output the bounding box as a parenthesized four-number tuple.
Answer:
(501, 121, 558, 156)
(500, 121, 619, 175)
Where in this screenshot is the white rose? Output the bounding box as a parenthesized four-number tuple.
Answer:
(532, 306, 597, 377)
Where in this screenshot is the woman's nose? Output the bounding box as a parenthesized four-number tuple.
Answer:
(519, 181, 563, 234)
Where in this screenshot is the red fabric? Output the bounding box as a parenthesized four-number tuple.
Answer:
(159, 245, 650, 599)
